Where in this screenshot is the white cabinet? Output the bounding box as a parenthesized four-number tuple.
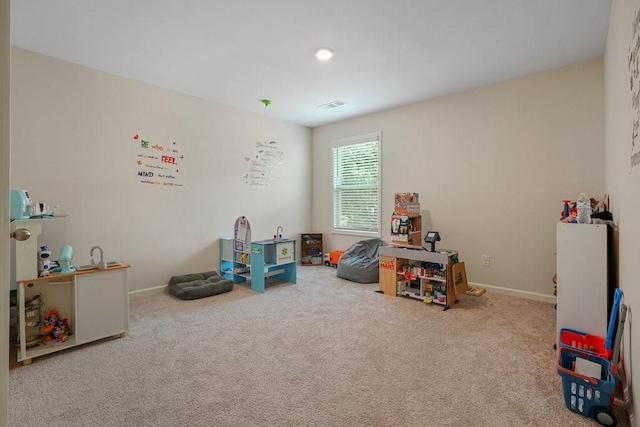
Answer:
(556, 223, 612, 339)
(76, 268, 128, 343)
(17, 265, 130, 365)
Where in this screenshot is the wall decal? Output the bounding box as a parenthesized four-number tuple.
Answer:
(134, 135, 184, 187)
(629, 9, 640, 173)
(244, 140, 283, 186)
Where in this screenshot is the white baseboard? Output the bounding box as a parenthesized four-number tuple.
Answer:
(129, 282, 557, 304)
(129, 285, 166, 297)
(469, 281, 556, 304)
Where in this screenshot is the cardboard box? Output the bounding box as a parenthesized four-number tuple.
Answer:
(451, 261, 469, 296)
(379, 255, 406, 296)
(394, 192, 419, 204)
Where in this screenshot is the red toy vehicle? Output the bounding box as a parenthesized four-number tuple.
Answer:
(324, 251, 344, 268)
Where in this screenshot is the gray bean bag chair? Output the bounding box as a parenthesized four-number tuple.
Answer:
(168, 270, 233, 300)
(337, 238, 388, 283)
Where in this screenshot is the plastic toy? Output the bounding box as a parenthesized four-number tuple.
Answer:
(42, 309, 70, 342)
(56, 245, 76, 274)
(324, 251, 344, 268)
(556, 289, 625, 426)
(38, 245, 52, 277)
(560, 201, 578, 223)
(561, 199, 571, 219)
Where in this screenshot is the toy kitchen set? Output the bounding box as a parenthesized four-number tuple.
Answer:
(9, 189, 131, 365)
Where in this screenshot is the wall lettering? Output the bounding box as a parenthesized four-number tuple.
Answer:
(133, 134, 184, 187)
(244, 140, 283, 186)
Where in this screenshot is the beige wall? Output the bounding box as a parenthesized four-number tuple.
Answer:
(605, 0, 639, 422)
(1, 1, 9, 425)
(312, 58, 605, 300)
(10, 48, 312, 293)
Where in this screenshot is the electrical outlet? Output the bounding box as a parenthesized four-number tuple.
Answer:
(481, 255, 490, 267)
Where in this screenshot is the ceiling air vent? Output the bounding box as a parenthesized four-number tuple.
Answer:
(318, 100, 346, 110)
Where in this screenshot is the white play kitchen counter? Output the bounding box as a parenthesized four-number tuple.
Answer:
(16, 263, 130, 365)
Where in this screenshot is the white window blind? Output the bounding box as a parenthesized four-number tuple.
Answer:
(332, 132, 381, 235)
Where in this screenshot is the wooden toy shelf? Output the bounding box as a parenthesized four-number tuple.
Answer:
(378, 245, 465, 310)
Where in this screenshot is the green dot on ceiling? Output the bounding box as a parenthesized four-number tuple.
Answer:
(261, 99, 271, 107)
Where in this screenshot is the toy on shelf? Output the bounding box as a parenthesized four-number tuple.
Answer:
(394, 192, 420, 216)
(593, 194, 609, 213)
(391, 193, 421, 246)
(560, 194, 610, 223)
(560, 200, 577, 223)
(56, 245, 76, 274)
(561, 200, 571, 220)
(42, 309, 70, 342)
(37, 245, 52, 277)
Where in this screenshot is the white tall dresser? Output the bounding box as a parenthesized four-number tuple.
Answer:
(556, 222, 613, 340)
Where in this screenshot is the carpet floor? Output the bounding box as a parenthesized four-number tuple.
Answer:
(8, 266, 630, 426)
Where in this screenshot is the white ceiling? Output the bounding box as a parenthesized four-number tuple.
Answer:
(11, 0, 612, 128)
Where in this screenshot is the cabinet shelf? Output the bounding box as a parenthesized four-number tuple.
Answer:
(395, 272, 446, 282)
(264, 268, 286, 277)
(21, 336, 78, 360)
(419, 275, 447, 283)
(397, 291, 447, 305)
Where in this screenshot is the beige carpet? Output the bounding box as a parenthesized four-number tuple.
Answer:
(8, 266, 629, 426)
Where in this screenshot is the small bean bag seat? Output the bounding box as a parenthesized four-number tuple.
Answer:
(168, 270, 233, 300)
(337, 238, 388, 283)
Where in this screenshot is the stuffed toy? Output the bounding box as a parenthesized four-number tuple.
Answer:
(42, 309, 70, 342)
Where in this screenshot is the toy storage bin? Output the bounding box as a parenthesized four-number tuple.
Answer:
(558, 328, 610, 359)
(557, 347, 617, 425)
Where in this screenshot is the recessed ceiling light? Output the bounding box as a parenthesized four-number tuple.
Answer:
(314, 47, 334, 61)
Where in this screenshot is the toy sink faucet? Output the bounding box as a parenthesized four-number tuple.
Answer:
(275, 226, 284, 240)
(90, 245, 107, 270)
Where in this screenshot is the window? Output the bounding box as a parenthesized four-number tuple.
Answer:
(332, 132, 381, 236)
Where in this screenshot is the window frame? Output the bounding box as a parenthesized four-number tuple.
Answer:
(331, 131, 382, 237)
